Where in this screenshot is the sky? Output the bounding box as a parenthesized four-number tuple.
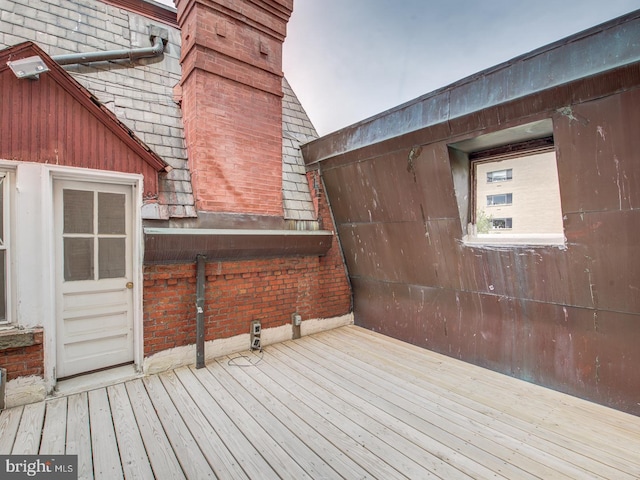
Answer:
(282, 1, 639, 136)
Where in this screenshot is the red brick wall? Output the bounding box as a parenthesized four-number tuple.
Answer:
(0, 330, 44, 381)
(177, 0, 292, 215)
(143, 255, 350, 357)
(143, 185, 352, 357)
(181, 70, 284, 215)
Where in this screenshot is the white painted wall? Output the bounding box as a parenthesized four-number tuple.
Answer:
(2, 160, 144, 395)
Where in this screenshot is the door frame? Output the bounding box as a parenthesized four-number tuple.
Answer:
(44, 166, 144, 388)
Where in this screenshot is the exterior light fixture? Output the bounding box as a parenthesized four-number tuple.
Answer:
(7, 55, 49, 79)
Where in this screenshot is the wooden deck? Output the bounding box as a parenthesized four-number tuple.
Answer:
(1, 325, 640, 479)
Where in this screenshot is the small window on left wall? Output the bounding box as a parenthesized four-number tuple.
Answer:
(472, 148, 563, 243)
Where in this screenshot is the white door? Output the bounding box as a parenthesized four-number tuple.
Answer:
(54, 180, 134, 378)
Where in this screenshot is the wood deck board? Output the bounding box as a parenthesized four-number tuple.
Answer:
(345, 327, 640, 438)
(336, 328, 640, 472)
(88, 388, 124, 480)
(194, 362, 314, 480)
(216, 354, 376, 480)
(106, 383, 155, 480)
(220, 353, 410, 480)
(158, 370, 250, 479)
(295, 332, 612, 480)
(39, 396, 67, 455)
(261, 343, 469, 479)
(11, 401, 45, 454)
(202, 360, 338, 479)
(331, 327, 640, 471)
(0, 405, 23, 454)
(124, 379, 185, 480)
(141, 375, 215, 479)
(66, 392, 93, 480)
(0, 325, 639, 479)
(282, 338, 573, 480)
(272, 340, 549, 480)
(172, 366, 278, 479)
(314, 329, 638, 479)
(335, 327, 638, 446)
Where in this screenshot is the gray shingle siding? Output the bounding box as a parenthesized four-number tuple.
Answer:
(282, 77, 317, 222)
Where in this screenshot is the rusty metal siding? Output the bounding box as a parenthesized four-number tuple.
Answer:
(0, 63, 159, 194)
(350, 276, 640, 414)
(309, 60, 640, 414)
(555, 89, 640, 213)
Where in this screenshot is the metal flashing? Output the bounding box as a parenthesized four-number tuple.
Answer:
(144, 228, 333, 263)
(304, 9, 640, 164)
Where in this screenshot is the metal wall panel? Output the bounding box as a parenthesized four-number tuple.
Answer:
(309, 64, 640, 414)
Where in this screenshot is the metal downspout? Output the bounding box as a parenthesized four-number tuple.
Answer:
(52, 27, 167, 66)
(195, 255, 206, 369)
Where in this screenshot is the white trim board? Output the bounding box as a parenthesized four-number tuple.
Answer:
(1, 160, 145, 394)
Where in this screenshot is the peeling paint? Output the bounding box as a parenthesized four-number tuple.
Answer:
(557, 106, 589, 125)
(613, 156, 623, 210)
(595, 126, 605, 176)
(585, 259, 597, 308)
(558, 106, 579, 122)
(406, 146, 422, 183)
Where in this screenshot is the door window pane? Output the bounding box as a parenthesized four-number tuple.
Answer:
(64, 238, 94, 281)
(64, 190, 94, 234)
(98, 192, 126, 234)
(99, 238, 126, 278)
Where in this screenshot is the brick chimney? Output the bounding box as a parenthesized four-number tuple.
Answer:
(175, 0, 293, 217)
